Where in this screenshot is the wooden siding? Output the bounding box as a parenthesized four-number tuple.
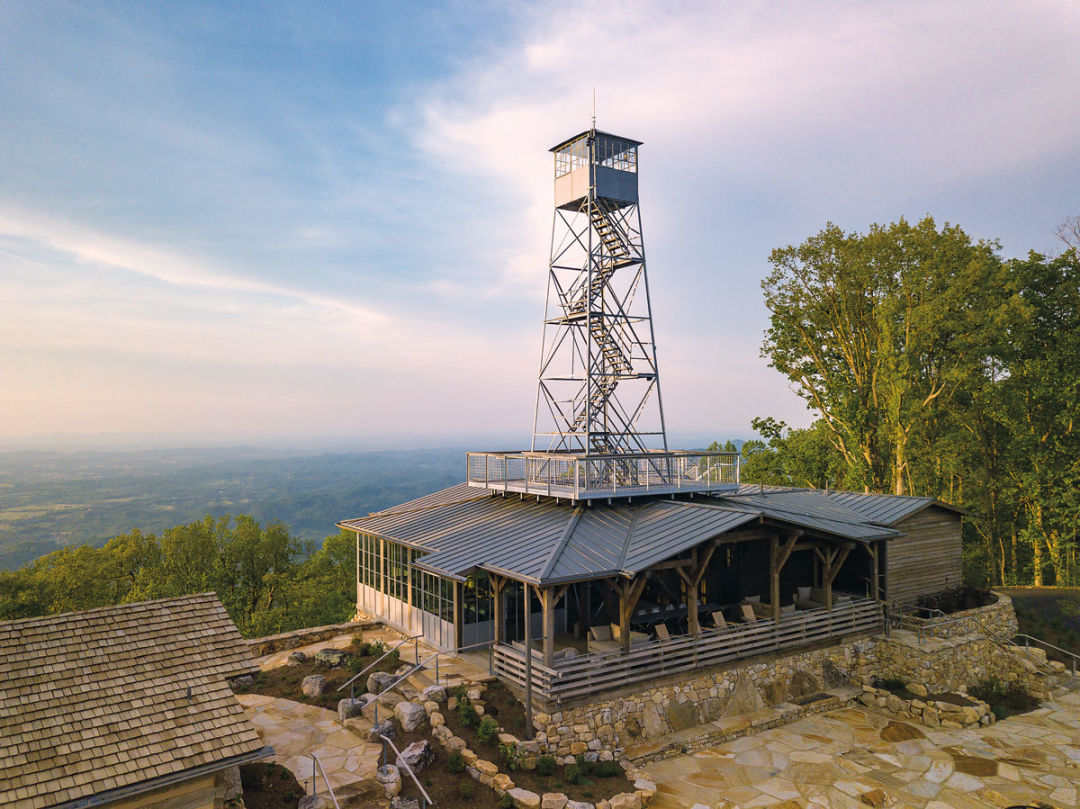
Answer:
(886, 506, 962, 605)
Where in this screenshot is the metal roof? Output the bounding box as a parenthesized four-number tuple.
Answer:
(338, 479, 923, 585)
(550, 129, 643, 153)
(732, 484, 963, 525)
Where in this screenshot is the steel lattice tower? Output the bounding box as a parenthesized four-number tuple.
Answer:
(531, 129, 667, 455)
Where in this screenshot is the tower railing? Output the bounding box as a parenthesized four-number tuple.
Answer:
(466, 450, 740, 501)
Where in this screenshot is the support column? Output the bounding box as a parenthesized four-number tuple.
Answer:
(871, 542, 881, 601)
(539, 586, 555, 667)
(406, 549, 414, 632)
(523, 584, 533, 738)
(770, 535, 780, 622)
(492, 575, 507, 644)
(616, 576, 648, 652)
(453, 581, 462, 649)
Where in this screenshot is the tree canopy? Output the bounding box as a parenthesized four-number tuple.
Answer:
(753, 218, 1080, 587)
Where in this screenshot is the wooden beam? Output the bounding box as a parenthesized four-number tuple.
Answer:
(538, 586, 555, 667)
(822, 545, 852, 610)
(777, 532, 801, 571)
(649, 557, 693, 572)
(523, 583, 533, 738)
(870, 542, 880, 601)
(770, 535, 780, 622)
(617, 575, 649, 653)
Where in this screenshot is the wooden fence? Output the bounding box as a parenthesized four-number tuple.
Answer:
(493, 597, 883, 704)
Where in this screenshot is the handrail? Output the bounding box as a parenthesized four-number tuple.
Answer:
(379, 734, 432, 808)
(338, 633, 422, 694)
(310, 754, 341, 809)
(1012, 633, 1079, 679)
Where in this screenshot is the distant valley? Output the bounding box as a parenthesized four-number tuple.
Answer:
(0, 447, 465, 569)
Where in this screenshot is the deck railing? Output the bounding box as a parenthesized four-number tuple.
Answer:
(494, 597, 882, 704)
(466, 450, 740, 501)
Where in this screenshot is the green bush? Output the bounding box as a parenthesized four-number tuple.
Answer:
(457, 700, 479, 728)
(459, 779, 476, 799)
(477, 715, 500, 745)
(497, 794, 514, 809)
(447, 750, 465, 773)
(592, 760, 623, 778)
(535, 755, 556, 777)
(565, 763, 583, 785)
(498, 742, 522, 772)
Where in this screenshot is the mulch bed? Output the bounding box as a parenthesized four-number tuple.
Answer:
(240, 762, 305, 809)
(969, 680, 1041, 719)
(231, 637, 404, 710)
(916, 585, 996, 614)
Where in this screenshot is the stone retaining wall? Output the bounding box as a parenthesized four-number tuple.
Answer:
(902, 592, 1017, 641)
(247, 619, 380, 657)
(532, 639, 876, 753)
(856, 683, 995, 730)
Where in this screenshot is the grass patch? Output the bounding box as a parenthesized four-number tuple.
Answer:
(916, 585, 996, 614)
(230, 637, 402, 709)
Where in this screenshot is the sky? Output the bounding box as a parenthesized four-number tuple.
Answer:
(1, 1, 1078, 450)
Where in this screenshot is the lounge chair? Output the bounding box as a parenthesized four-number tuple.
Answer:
(711, 611, 727, 629)
(738, 603, 758, 623)
(655, 623, 672, 641)
(587, 625, 621, 654)
(794, 586, 826, 611)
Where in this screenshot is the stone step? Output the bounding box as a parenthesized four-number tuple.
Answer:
(625, 686, 860, 763)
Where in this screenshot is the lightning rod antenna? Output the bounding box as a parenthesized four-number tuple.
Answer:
(592, 87, 596, 127)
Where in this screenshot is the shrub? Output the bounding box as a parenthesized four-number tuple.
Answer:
(457, 700, 479, 728)
(565, 763, 583, 785)
(497, 794, 514, 809)
(592, 760, 623, 778)
(535, 755, 556, 777)
(447, 750, 465, 773)
(459, 779, 476, 799)
(477, 715, 500, 745)
(498, 742, 522, 772)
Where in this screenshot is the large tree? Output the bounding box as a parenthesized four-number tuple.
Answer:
(761, 217, 1004, 495)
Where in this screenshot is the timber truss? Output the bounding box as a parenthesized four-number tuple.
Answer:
(531, 196, 667, 455)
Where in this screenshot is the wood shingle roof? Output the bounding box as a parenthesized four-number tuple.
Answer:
(0, 593, 265, 809)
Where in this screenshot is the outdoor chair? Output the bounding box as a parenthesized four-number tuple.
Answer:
(587, 625, 621, 654)
(654, 623, 672, 641)
(711, 611, 727, 629)
(794, 586, 826, 611)
(738, 603, 758, 623)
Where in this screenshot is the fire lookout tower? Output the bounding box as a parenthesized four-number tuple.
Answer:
(467, 127, 741, 500)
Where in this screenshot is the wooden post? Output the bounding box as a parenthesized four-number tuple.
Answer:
(819, 544, 852, 609)
(523, 583, 533, 738)
(539, 586, 555, 667)
(405, 548, 414, 632)
(770, 535, 780, 622)
(871, 542, 881, 601)
(492, 575, 507, 644)
(453, 581, 462, 649)
(617, 576, 649, 652)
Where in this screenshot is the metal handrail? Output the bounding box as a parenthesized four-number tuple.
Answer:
(310, 754, 341, 809)
(338, 633, 422, 695)
(1012, 633, 1080, 679)
(379, 734, 432, 808)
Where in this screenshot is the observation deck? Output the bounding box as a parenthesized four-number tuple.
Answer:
(466, 450, 740, 502)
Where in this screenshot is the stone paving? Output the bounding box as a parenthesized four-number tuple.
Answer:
(647, 691, 1080, 808)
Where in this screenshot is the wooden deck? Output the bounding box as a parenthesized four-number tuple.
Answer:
(493, 596, 883, 704)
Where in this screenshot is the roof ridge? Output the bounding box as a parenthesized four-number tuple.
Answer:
(538, 506, 584, 581)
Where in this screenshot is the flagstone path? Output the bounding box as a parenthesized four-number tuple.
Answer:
(647, 691, 1080, 808)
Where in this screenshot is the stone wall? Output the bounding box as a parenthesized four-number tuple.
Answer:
(532, 639, 877, 753)
(246, 619, 380, 657)
(901, 592, 1017, 641)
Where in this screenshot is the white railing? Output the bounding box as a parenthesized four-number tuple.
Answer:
(466, 450, 740, 500)
(494, 597, 882, 703)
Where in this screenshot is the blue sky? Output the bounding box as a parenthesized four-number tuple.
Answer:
(2, 1, 1078, 449)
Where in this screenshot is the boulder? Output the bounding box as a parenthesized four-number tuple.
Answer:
(493, 772, 515, 792)
(429, 711, 445, 727)
(394, 701, 427, 732)
(378, 691, 404, 709)
(368, 671, 397, 694)
(315, 648, 351, 667)
(337, 698, 366, 722)
(298, 796, 329, 809)
(301, 675, 327, 698)
(286, 651, 308, 666)
(509, 788, 541, 809)
(421, 684, 446, 703)
(390, 798, 420, 809)
(565, 803, 595, 809)
(542, 793, 569, 809)
(608, 793, 642, 809)
(368, 719, 395, 742)
(375, 764, 402, 798)
(907, 682, 928, 697)
(396, 740, 435, 773)
(230, 674, 254, 689)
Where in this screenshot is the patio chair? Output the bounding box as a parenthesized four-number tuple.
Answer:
(587, 625, 620, 654)
(711, 611, 727, 629)
(738, 603, 758, 623)
(794, 586, 826, 611)
(654, 623, 672, 641)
